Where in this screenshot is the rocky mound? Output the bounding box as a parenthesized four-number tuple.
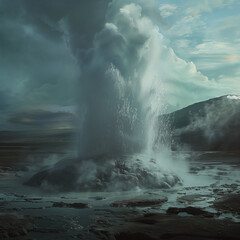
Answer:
(26, 154, 180, 192)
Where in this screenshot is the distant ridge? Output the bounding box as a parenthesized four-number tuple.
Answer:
(160, 95, 240, 151)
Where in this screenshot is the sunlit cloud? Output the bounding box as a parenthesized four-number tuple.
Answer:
(159, 4, 177, 18)
(185, 0, 235, 16)
(224, 55, 239, 62)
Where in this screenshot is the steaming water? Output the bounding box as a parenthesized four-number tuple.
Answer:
(75, 3, 181, 189)
(27, 3, 182, 191)
(79, 4, 168, 157)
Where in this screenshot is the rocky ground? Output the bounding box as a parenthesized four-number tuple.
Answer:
(0, 150, 240, 239)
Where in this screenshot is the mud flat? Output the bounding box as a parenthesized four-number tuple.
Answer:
(96, 213, 240, 240)
(0, 135, 240, 239)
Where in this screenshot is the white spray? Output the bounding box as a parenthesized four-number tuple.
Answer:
(78, 3, 169, 158)
(27, 1, 183, 191)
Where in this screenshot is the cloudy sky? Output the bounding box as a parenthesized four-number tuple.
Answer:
(0, 0, 239, 130)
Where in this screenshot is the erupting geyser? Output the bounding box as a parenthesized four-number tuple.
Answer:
(27, 2, 181, 191)
(79, 2, 174, 158)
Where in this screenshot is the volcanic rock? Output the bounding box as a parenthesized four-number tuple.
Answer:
(0, 213, 35, 238)
(213, 194, 240, 214)
(52, 201, 90, 208)
(110, 198, 167, 207)
(167, 206, 214, 217)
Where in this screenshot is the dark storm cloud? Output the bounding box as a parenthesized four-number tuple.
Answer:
(0, 0, 110, 128)
(19, 0, 111, 51)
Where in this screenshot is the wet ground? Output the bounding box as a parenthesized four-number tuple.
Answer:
(0, 132, 239, 239)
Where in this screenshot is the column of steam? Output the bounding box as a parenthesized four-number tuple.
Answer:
(78, 4, 167, 159)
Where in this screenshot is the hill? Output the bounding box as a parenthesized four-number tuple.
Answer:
(160, 95, 240, 151)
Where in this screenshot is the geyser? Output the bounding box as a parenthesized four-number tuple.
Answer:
(27, 1, 181, 191)
(79, 3, 168, 157)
